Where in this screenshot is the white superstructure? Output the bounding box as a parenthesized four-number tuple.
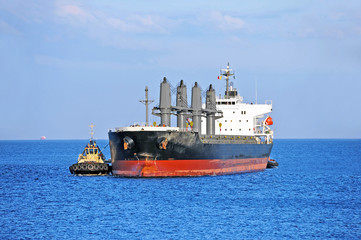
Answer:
(200, 86, 272, 136)
(200, 63, 274, 142)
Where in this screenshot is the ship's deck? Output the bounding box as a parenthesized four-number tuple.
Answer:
(114, 126, 180, 132)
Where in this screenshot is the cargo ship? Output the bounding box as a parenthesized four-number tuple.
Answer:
(108, 63, 274, 177)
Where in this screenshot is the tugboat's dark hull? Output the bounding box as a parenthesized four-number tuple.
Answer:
(108, 130, 273, 177)
(69, 163, 111, 175)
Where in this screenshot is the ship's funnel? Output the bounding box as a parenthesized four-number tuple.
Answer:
(206, 84, 216, 135)
(159, 77, 171, 126)
(191, 82, 202, 133)
(176, 80, 188, 129)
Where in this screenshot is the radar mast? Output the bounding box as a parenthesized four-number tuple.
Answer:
(220, 62, 235, 99)
(139, 86, 154, 126)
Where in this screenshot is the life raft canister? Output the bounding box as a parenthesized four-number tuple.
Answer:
(265, 116, 273, 125)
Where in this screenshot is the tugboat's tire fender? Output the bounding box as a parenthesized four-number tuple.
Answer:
(73, 165, 79, 171)
(104, 164, 109, 171)
(94, 164, 99, 171)
(81, 164, 87, 171)
(88, 164, 94, 171)
(99, 164, 104, 170)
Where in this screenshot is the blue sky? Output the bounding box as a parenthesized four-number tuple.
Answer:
(0, 0, 360, 139)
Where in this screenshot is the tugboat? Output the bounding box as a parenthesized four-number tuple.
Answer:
(69, 124, 111, 175)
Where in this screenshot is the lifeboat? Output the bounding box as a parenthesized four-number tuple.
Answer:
(265, 116, 273, 125)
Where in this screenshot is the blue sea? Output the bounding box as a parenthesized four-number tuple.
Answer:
(0, 139, 360, 239)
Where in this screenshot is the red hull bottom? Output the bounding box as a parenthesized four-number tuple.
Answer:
(112, 158, 268, 177)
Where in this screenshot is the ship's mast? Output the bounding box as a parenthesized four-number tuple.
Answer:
(220, 62, 235, 99)
(139, 86, 154, 126)
(89, 124, 95, 140)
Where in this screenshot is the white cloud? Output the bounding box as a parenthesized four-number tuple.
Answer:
(106, 15, 167, 33)
(0, 19, 21, 35)
(132, 15, 167, 33)
(209, 11, 245, 31)
(54, 2, 169, 35)
(55, 4, 95, 23)
(107, 18, 129, 31)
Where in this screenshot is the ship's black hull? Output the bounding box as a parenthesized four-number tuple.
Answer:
(108, 130, 273, 177)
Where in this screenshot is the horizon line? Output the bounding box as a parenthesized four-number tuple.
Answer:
(0, 137, 360, 141)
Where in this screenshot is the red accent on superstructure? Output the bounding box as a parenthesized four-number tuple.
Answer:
(265, 116, 273, 125)
(112, 158, 268, 177)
